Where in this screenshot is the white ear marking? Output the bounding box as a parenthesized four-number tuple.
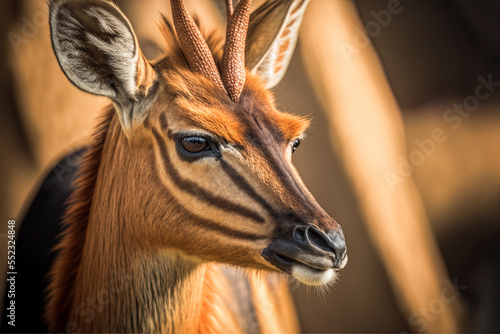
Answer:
(246, 0, 310, 89)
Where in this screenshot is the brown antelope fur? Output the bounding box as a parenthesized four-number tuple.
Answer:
(46, 0, 346, 332)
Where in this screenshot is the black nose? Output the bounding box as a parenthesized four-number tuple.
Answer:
(293, 225, 347, 268)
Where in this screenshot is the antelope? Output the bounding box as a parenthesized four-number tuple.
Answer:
(43, 0, 347, 332)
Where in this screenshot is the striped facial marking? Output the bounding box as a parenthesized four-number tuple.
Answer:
(141, 70, 347, 284)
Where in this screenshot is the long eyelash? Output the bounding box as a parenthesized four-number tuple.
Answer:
(172, 130, 219, 143)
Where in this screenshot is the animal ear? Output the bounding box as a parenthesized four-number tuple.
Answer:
(245, 0, 310, 89)
(49, 0, 157, 131)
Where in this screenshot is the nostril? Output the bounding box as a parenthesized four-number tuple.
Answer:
(292, 225, 347, 269)
(307, 227, 332, 253)
(293, 226, 306, 244)
(309, 227, 347, 262)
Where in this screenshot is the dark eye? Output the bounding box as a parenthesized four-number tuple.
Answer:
(292, 139, 301, 153)
(181, 137, 208, 153)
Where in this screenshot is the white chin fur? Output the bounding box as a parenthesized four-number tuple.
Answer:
(291, 265, 337, 286)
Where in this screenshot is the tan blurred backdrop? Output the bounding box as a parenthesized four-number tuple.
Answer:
(1, 0, 498, 332)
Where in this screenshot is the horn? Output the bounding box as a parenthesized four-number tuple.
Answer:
(222, 0, 252, 102)
(225, 0, 234, 18)
(170, 0, 225, 91)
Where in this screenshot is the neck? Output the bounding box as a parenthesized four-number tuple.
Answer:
(69, 115, 198, 332)
(47, 111, 299, 333)
(74, 243, 207, 332)
(48, 112, 241, 333)
(74, 243, 246, 333)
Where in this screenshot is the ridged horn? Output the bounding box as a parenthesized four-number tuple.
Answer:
(225, 0, 234, 18)
(222, 0, 252, 102)
(170, 0, 225, 91)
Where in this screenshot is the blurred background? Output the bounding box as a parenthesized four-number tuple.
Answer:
(0, 0, 498, 332)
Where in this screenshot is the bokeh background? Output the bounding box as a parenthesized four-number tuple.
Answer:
(0, 0, 498, 332)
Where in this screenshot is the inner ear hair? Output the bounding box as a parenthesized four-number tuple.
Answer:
(49, 0, 157, 131)
(245, 0, 310, 89)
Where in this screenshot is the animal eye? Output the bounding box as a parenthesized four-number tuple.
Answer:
(180, 137, 208, 153)
(292, 139, 301, 153)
